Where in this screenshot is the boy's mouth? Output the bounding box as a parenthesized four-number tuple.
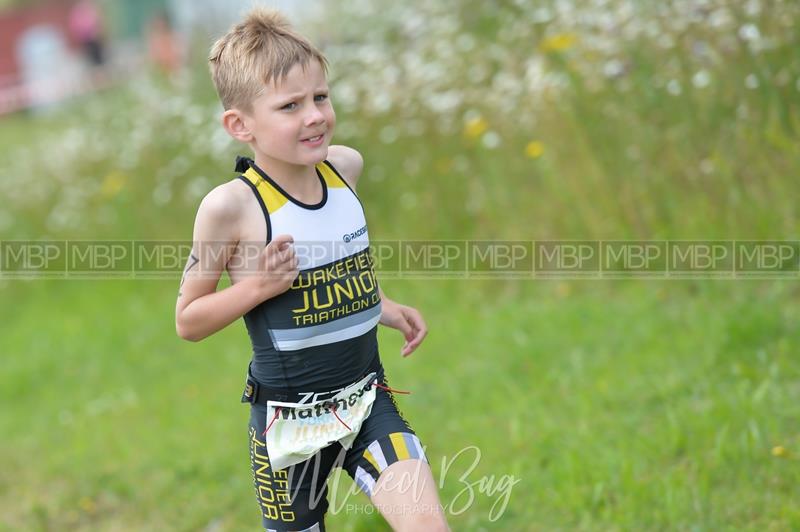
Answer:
(301, 133, 324, 143)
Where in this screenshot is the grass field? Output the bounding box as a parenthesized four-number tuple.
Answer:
(1, 279, 799, 530)
(2, 0, 800, 529)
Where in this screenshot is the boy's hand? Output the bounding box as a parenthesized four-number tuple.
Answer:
(255, 234, 299, 299)
(379, 300, 428, 357)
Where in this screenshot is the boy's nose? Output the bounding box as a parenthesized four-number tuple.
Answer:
(304, 107, 325, 127)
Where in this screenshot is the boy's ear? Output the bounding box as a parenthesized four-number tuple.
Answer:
(221, 109, 253, 143)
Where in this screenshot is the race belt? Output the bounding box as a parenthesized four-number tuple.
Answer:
(261, 372, 377, 471)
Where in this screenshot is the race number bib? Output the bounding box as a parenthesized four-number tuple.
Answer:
(265, 372, 376, 471)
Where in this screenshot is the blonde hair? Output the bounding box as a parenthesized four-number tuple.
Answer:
(208, 8, 328, 111)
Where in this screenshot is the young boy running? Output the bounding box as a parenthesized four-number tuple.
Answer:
(175, 8, 448, 531)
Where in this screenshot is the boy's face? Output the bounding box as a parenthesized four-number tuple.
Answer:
(244, 59, 335, 170)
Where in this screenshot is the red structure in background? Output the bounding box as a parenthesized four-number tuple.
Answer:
(0, 1, 110, 115)
(0, 2, 77, 83)
(0, 0, 184, 115)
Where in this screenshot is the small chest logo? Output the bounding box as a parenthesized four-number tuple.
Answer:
(343, 224, 368, 242)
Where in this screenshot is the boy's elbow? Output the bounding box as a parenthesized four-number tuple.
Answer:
(175, 319, 203, 342)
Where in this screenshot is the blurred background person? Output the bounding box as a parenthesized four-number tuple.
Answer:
(68, 0, 106, 69)
(146, 9, 182, 77)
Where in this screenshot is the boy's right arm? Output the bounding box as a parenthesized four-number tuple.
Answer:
(175, 187, 298, 342)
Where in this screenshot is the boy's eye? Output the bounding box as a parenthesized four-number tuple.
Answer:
(281, 102, 297, 111)
(314, 94, 328, 102)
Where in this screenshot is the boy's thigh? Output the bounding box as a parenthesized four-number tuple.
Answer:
(249, 405, 340, 531)
(343, 392, 447, 529)
(343, 389, 428, 498)
(371, 459, 448, 531)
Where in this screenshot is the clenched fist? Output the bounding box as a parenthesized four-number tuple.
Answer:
(255, 234, 299, 300)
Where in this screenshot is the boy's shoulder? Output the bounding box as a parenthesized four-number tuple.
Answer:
(327, 145, 364, 190)
(201, 177, 251, 213)
(194, 177, 253, 233)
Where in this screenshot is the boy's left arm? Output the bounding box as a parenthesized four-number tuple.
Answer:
(378, 287, 428, 357)
(327, 145, 428, 357)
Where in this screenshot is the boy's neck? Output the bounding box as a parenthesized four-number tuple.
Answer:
(253, 155, 321, 200)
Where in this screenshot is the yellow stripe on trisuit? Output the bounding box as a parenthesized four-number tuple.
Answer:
(242, 167, 288, 213)
(317, 162, 347, 188)
(390, 432, 411, 461)
(363, 449, 381, 473)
